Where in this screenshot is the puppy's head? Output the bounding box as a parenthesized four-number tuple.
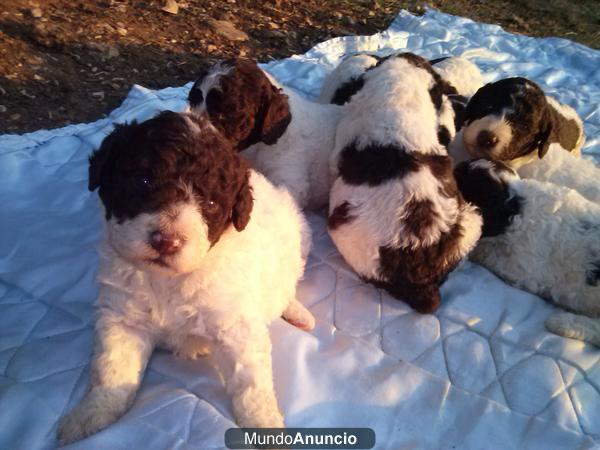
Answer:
(462, 77, 553, 164)
(89, 111, 253, 275)
(454, 159, 521, 237)
(187, 59, 291, 150)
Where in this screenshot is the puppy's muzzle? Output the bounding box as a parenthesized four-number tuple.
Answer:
(150, 231, 182, 255)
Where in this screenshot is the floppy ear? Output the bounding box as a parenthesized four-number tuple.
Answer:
(231, 171, 254, 231)
(536, 111, 553, 159)
(89, 123, 135, 191)
(188, 68, 209, 110)
(259, 84, 292, 145)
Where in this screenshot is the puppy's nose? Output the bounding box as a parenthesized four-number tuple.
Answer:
(150, 231, 182, 255)
(476, 130, 498, 149)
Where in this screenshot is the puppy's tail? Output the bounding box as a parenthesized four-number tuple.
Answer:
(545, 312, 600, 347)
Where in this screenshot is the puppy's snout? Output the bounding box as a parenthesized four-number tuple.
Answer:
(476, 130, 498, 149)
(150, 231, 182, 255)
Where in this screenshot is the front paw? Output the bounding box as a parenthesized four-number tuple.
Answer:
(57, 388, 129, 445)
(233, 388, 285, 428)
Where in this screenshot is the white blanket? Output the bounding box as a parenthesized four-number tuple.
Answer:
(0, 9, 599, 450)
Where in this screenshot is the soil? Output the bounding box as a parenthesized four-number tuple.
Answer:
(1, 0, 598, 134)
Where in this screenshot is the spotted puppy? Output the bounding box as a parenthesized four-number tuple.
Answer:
(448, 77, 598, 202)
(327, 53, 483, 313)
(317, 53, 483, 138)
(455, 159, 600, 347)
(187, 58, 343, 209)
(57, 111, 315, 444)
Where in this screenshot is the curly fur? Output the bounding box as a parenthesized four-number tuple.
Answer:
(455, 159, 600, 346)
(57, 112, 314, 444)
(327, 53, 482, 313)
(516, 144, 600, 204)
(316, 53, 380, 105)
(188, 58, 343, 209)
(449, 77, 585, 169)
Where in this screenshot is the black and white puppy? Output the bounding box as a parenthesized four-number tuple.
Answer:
(57, 111, 314, 443)
(327, 53, 483, 313)
(187, 58, 342, 209)
(449, 77, 600, 203)
(450, 77, 584, 165)
(455, 159, 600, 346)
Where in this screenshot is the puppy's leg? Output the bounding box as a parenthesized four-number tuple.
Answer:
(218, 321, 284, 428)
(282, 300, 315, 331)
(58, 319, 153, 444)
(545, 312, 600, 347)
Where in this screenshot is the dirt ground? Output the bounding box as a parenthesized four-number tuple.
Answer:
(1, 0, 599, 134)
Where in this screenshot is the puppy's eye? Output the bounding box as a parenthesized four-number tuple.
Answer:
(131, 172, 152, 191)
(204, 199, 219, 212)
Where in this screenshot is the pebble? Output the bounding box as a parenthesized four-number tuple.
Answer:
(209, 19, 249, 41)
(162, 0, 179, 15)
(0, 105, 6, 113)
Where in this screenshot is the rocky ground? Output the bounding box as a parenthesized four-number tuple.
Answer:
(1, 0, 598, 134)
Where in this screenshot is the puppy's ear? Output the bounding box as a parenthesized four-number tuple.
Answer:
(231, 171, 254, 231)
(536, 111, 553, 159)
(260, 84, 291, 145)
(188, 69, 209, 110)
(89, 124, 130, 191)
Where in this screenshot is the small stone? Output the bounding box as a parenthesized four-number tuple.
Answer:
(206, 44, 217, 52)
(268, 21, 280, 29)
(209, 19, 248, 41)
(92, 91, 105, 100)
(30, 7, 43, 18)
(162, 0, 179, 15)
(107, 46, 119, 58)
(20, 90, 36, 99)
(264, 29, 285, 39)
(116, 27, 128, 36)
(10, 113, 21, 120)
(0, 105, 6, 113)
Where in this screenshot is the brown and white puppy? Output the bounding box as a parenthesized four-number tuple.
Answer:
(317, 53, 483, 139)
(57, 111, 314, 444)
(188, 59, 343, 209)
(327, 53, 482, 313)
(449, 77, 585, 168)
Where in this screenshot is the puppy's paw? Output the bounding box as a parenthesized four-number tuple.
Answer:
(173, 335, 212, 360)
(545, 312, 581, 339)
(282, 300, 315, 331)
(57, 388, 129, 445)
(233, 388, 285, 428)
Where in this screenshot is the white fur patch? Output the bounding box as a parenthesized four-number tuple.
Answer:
(317, 53, 379, 104)
(432, 57, 484, 97)
(462, 109, 513, 159)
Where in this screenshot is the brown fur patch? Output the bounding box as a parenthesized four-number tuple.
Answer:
(89, 111, 253, 244)
(192, 59, 291, 151)
(327, 201, 355, 230)
(372, 218, 467, 313)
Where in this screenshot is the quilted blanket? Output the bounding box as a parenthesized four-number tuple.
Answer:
(1, 9, 599, 450)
